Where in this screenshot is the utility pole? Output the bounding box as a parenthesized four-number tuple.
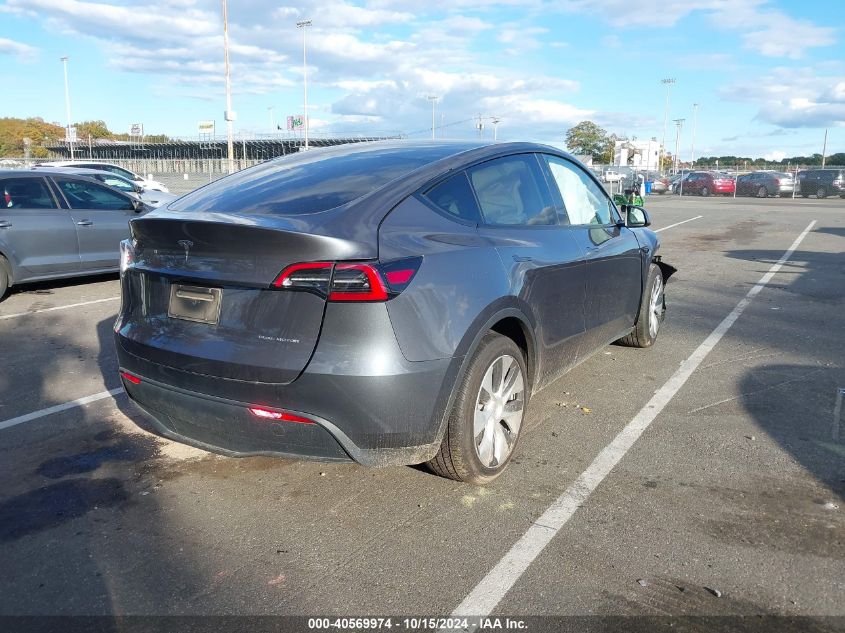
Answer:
(690, 103, 699, 167)
(821, 128, 828, 168)
(673, 118, 685, 176)
(492, 117, 500, 141)
(222, 0, 235, 173)
(427, 95, 438, 140)
(60, 56, 74, 160)
(297, 19, 312, 150)
(659, 78, 675, 174)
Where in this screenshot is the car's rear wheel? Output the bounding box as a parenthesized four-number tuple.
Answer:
(757, 186, 768, 198)
(700, 186, 710, 197)
(0, 256, 9, 300)
(428, 332, 527, 484)
(817, 187, 827, 199)
(618, 264, 664, 348)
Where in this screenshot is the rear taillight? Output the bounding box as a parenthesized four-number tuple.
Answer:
(273, 257, 421, 302)
(273, 262, 332, 291)
(329, 263, 388, 301)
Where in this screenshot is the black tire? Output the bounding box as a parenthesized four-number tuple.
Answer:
(757, 186, 768, 198)
(617, 264, 665, 349)
(427, 332, 528, 484)
(700, 186, 710, 197)
(0, 256, 9, 300)
(817, 187, 827, 199)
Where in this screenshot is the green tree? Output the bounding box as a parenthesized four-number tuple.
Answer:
(565, 121, 612, 162)
(76, 120, 114, 140)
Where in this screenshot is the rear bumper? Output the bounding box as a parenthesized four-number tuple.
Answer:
(115, 302, 460, 467)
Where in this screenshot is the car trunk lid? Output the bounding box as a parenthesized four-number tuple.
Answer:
(116, 211, 377, 385)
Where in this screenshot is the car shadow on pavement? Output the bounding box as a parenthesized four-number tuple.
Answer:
(722, 244, 845, 505)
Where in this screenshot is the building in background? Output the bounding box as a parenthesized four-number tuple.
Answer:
(613, 139, 660, 170)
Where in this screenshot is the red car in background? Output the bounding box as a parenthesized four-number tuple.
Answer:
(680, 171, 735, 196)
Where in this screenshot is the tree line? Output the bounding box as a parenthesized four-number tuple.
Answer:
(564, 120, 842, 168)
(0, 117, 169, 158)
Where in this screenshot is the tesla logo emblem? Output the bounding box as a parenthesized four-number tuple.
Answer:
(177, 240, 193, 262)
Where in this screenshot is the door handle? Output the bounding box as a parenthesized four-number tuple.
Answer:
(76, 220, 93, 226)
(0, 221, 11, 229)
(512, 255, 533, 262)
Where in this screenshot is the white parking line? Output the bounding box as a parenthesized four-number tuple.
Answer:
(451, 219, 817, 623)
(0, 388, 124, 431)
(654, 215, 703, 232)
(0, 296, 119, 321)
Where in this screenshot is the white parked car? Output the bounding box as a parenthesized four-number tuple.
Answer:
(48, 168, 177, 207)
(34, 160, 169, 192)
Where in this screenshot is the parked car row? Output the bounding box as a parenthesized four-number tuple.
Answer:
(0, 169, 151, 297)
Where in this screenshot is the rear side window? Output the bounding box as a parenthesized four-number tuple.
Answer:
(55, 178, 134, 211)
(424, 172, 481, 223)
(1, 177, 57, 209)
(468, 155, 556, 226)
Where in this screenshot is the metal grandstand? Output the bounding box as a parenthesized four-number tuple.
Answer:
(45, 135, 398, 161)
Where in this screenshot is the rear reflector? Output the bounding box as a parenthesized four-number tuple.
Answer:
(120, 370, 141, 385)
(248, 406, 315, 424)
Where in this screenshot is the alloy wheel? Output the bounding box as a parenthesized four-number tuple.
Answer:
(473, 354, 524, 468)
(648, 275, 664, 339)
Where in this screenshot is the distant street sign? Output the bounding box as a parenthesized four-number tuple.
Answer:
(287, 115, 304, 131)
(65, 126, 77, 143)
(129, 123, 144, 137)
(198, 120, 215, 135)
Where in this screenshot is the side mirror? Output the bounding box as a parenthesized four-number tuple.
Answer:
(131, 197, 145, 213)
(623, 205, 651, 228)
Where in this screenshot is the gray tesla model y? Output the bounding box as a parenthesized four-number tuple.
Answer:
(114, 141, 673, 483)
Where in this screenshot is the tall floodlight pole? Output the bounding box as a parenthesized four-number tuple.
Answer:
(222, 0, 235, 173)
(659, 78, 675, 174)
(821, 128, 828, 168)
(673, 118, 685, 175)
(427, 95, 438, 139)
(60, 56, 74, 160)
(492, 117, 501, 141)
(297, 19, 312, 150)
(690, 103, 699, 167)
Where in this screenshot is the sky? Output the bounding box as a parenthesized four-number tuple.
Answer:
(1, 0, 843, 160)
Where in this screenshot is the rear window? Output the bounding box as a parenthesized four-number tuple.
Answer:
(171, 144, 465, 216)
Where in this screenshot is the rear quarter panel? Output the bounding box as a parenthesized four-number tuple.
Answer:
(379, 196, 514, 362)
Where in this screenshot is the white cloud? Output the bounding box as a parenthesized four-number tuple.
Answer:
(722, 67, 845, 128)
(0, 37, 38, 61)
(556, 0, 836, 59)
(764, 150, 786, 161)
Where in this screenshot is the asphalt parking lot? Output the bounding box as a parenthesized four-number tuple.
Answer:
(0, 195, 843, 630)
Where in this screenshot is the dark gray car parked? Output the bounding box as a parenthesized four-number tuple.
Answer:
(114, 141, 673, 483)
(0, 170, 148, 297)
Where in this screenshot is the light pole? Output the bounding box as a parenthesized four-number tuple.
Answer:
(268, 106, 275, 133)
(672, 118, 685, 176)
(492, 117, 500, 141)
(297, 19, 312, 150)
(659, 78, 675, 174)
(60, 56, 74, 160)
(427, 95, 438, 140)
(690, 103, 699, 167)
(821, 128, 828, 168)
(222, 0, 235, 173)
